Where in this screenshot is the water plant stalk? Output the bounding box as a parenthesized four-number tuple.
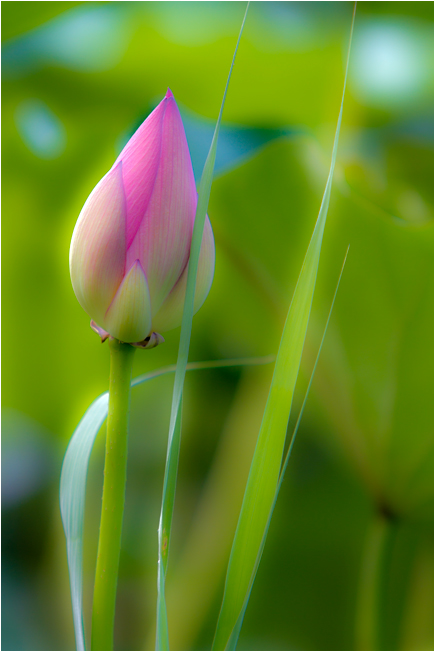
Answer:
(91, 338, 136, 651)
(355, 511, 391, 651)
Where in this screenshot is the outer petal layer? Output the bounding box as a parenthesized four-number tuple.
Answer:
(114, 98, 165, 249)
(103, 260, 152, 343)
(126, 90, 197, 314)
(152, 216, 215, 334)
(69, 163, 126, 325)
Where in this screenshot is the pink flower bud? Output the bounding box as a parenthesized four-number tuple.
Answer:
(70, 90, 215, 344)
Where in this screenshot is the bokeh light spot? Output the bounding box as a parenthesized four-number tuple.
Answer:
(351, 19, 433, 109)
(15, 99, 66, 159)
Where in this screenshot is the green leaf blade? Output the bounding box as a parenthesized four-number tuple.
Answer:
(60, 393, 109, 651)
(155, 4, 250, 649)
(213, 8, 356, 650)
(60, 353, 271, 651)
(214, 248, 349, 651)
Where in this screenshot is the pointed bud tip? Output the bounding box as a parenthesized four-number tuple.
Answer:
(165, 88, 174, 100)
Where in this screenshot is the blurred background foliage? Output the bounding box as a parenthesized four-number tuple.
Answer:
(2, 2, 433, 650)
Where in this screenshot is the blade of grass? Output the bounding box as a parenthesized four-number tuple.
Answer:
(60, 394, 109, 652)
(155, 4, 250, 650)
(213, 7, 356, 650)
(59, 352, 271, 651)
(279, 248, 349, 487)
(223, 247, 350, 649)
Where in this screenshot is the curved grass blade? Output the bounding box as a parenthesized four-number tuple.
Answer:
(60, 353, 271, 651)
(279, 247, 349, 487)
(60, 394, 109, 652)
(156, 4, 250, 650)
(212, 7, 356, 650)
(223, 247, 350, 650)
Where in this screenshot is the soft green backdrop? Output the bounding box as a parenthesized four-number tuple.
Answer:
(2, 2, 433, 650)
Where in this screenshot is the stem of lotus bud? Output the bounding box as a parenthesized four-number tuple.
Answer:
(91, 338, 136, 651)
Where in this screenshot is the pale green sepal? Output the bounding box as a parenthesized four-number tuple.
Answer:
(104, 260, 152, 343)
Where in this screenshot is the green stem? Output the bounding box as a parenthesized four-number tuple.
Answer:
(355, 511, 391, 651)
(92, 339, 136, 651)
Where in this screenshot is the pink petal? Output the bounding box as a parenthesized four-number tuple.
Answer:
(152, 215, 215, 334)
(115, 93, 168, 249)
(126, 91, 197, 313)
(69, 162, 126, 325)
(103, 260, 152, 343)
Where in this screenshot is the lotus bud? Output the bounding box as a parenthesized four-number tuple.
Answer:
(69, 89, 215, 345)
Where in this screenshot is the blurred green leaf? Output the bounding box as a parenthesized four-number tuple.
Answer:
(3, 2, 433, 650)
(1, 1, 82, 42)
